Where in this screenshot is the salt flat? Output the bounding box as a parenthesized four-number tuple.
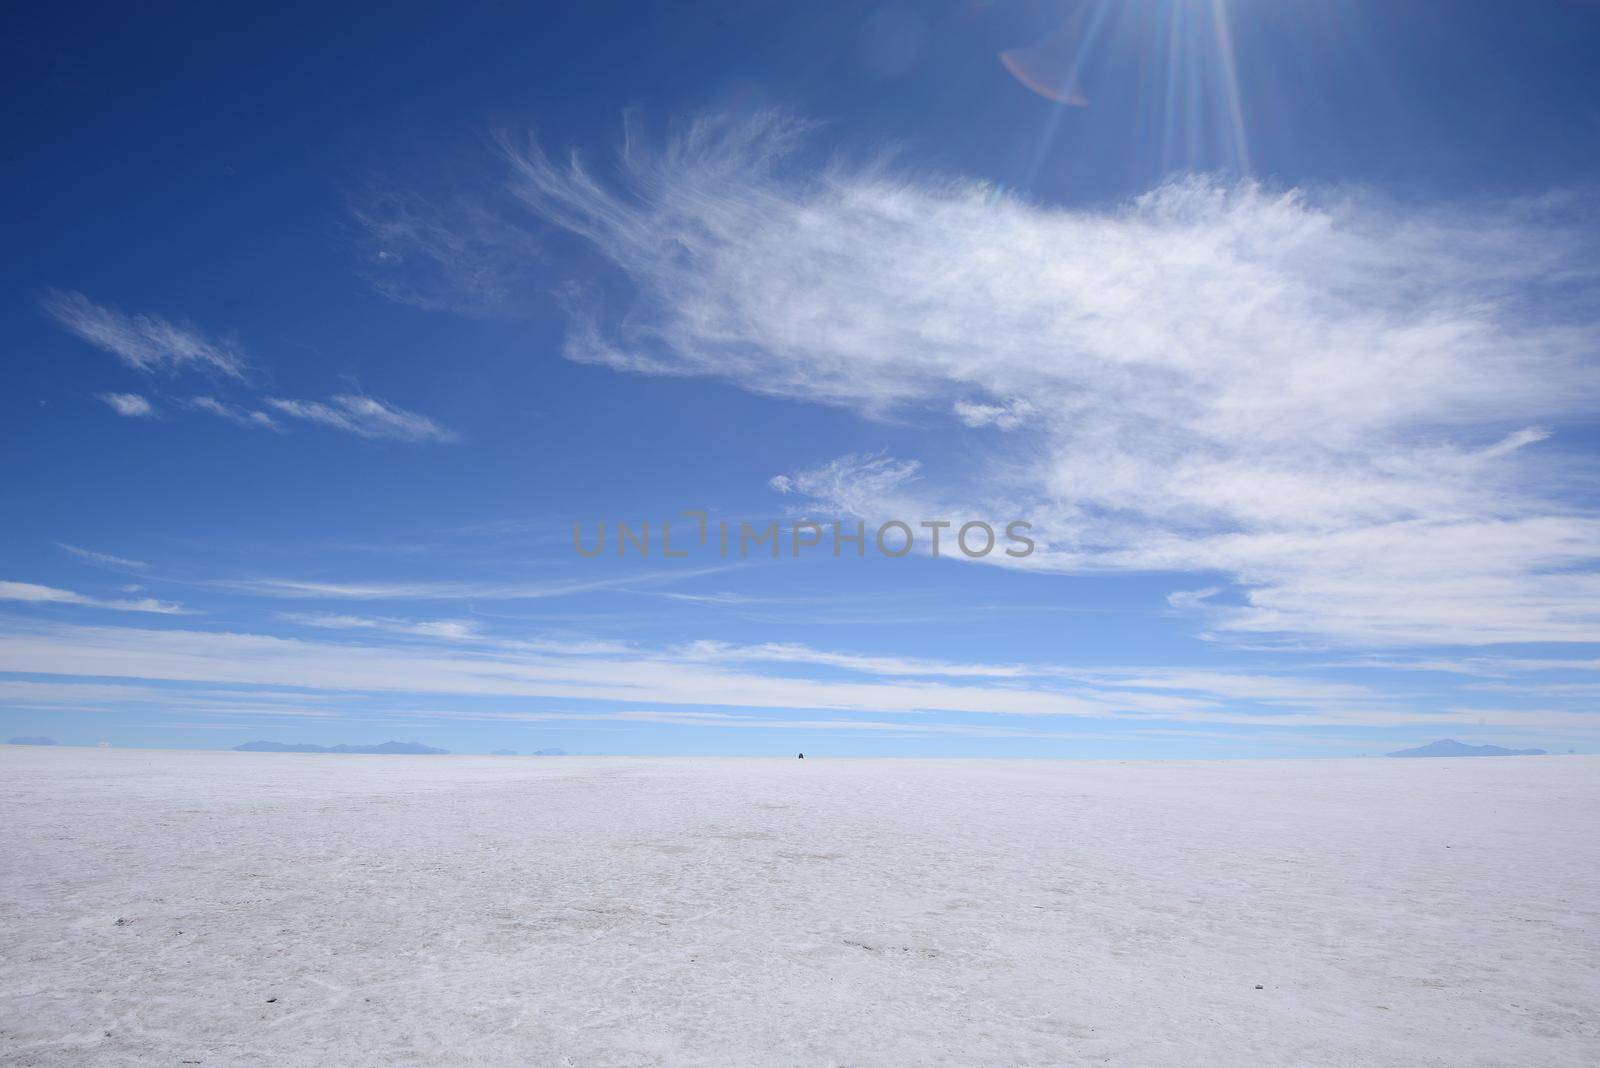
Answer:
(1, 748, 1596, 1067)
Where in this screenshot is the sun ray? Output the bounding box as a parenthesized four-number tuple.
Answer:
(1019, 0, 1117, 191)
(1207, 0, 1252, 176)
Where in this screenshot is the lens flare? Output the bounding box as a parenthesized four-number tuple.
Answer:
(999, 6, 1095, 107)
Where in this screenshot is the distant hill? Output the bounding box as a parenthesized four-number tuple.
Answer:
(1387, 739, 1547, 758)
(532, 747, 568, 756)
(490, 749, 518, 756)
(234, 740, 449, 755)
(6, 736, 58, 746)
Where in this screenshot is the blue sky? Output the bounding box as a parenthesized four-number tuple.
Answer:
(4, 0, 1599, 756)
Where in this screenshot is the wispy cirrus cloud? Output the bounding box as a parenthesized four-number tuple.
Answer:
(43, 291, 452, 444)
(96, 392, 155, 418)
(383, 706, 1078, 739)
(674, 641, 1397, 709)
(202, 563, 737, 602)
(4, 618, 1598, 736)
(0, 619, 1163, 719)
(463, 111, 1600, 649)
(0, 580, 183, 614)
(0, 679, 343, 719)
(350, 186, 537, 314)
(42, 290, 249, 379)
(190, 391, 451, 442)
(275, 612, 480, 640)
(265, 394, 456, 443)
(58, 544, 148, 571)
(186, 396, 280, 431)
(675, 639, 1034, 679)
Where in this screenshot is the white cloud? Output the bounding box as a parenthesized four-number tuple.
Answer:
(58, 544, 148, 571)
(42, 290, 248, 378)
(275, 612, 480, 640)
(673, 641, 1388, 704)
(6, 619, 1596, 733)
(0, 581, 183, 614)
(187, 396, 280, 430)
(0, 619, 1168, 719)
(0, 679, 344, 719)
(202, 563, 735, 601)
(384, 706, 1074, 739)
(677, 639, 1032, 679)
(264, 394, 456, 443)
(492, 112, 1599, 647)
(41, 293, 451, 444)
(350, 186, 536, 314)
(768, 454, 924, 518)
(953, 399, 1032, 430)
(97, 392, 155, 418)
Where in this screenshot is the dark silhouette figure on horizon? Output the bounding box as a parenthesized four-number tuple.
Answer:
(798, 753, 804, 759)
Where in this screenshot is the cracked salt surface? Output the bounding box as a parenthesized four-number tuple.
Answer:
(1, 747, 1596, 1065)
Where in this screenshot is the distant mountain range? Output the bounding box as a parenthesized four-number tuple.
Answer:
(532, 747, 568, 756)
(6, 736, 57, 746)
(234, 740, 449, 755)
(1387, 739, 1547, 758)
